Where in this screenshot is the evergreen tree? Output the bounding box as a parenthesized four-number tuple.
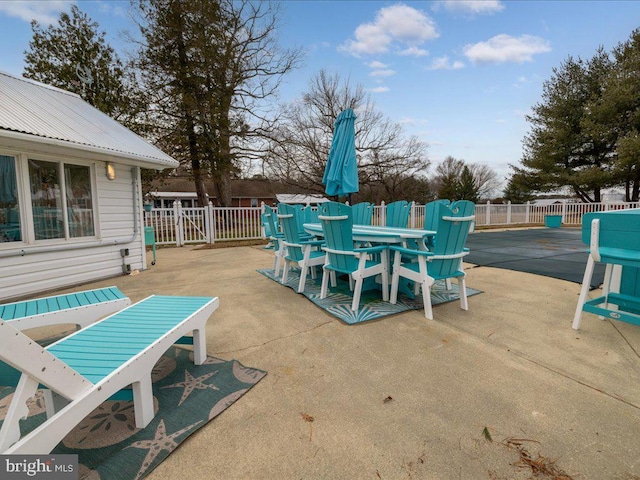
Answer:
(24, 5, 128, 120)
(520, 52, 614, 202)
(457, 165, 479, 202)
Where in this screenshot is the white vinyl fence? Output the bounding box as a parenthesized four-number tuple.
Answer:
(144, 200, 640, 246)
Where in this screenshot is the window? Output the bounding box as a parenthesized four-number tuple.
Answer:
(251, 198, 258, 207)
(28, 159, 95, 240)
(65, 164, 95, 238)
(0, 155, 21, 242)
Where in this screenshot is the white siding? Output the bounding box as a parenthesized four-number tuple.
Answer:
(0, 153, 147, 302)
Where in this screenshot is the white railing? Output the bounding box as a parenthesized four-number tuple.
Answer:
(144, 200, 640, 246)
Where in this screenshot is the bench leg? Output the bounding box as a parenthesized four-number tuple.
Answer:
(573, 256, 595, 330)
(132, 375, 154, 429)
(192, 326, 206, 365)
(43, 390, 70, 419)
(0, 375, 39, 452)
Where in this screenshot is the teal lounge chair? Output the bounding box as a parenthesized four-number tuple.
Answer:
(0, 295, 219, 454)
(0, 286, 131, 332)
(389, 203, 475, 319)
(318, 202, 389, 311)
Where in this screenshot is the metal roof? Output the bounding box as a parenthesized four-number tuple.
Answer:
(0, 71, 178, 169)
(276, 194, 329, 205)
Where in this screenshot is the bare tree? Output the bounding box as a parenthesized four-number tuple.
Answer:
(131, 0, 303, 206)
(264, 70, 430, 202)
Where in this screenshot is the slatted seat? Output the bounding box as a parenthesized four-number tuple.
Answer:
(0, 295, 219, 454)
(0, 286, 131, 331)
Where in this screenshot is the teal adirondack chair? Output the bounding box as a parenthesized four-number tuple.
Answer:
(264, 205, 286, 275)
(389, 203, 475, 319)
(385, 200, 410, 228)
(424, 199, 451, 232)
(303, 205, 319, 224)
(318, 202, 389, 311)
(351, 202, 373, 225)
(277, 203, 326, 293)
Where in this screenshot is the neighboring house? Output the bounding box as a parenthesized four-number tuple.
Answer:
(0, 71, 178, 302)
(149, 177, 323, 208)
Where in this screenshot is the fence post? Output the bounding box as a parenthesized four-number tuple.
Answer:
(260, 201, 266, 239)
(507, 201, 512, 225)
(525, 201, 530, 224)
(209, 202, 218, 243)
(485, 201, 491, 226)
(205, 201, 213, 244)
(380, 201, 386, 226)
(561, 202, 567, 223)
(410, 201, 416, 228)
(174, 201, 184, 247)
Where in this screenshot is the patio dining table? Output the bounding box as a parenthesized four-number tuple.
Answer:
(303, 223, 436, 299)
(302, 223, 435, 247)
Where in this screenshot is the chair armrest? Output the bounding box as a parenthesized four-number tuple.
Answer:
(355, 245, 388, 255)
(300, 239, 325, 246)
(389, 245, 434, 257)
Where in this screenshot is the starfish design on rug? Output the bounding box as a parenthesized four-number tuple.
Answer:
(161, 369, 219, 406)
(128, 419, 202, 480)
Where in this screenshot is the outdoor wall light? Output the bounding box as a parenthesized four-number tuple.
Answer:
(105, 161, 116, 181)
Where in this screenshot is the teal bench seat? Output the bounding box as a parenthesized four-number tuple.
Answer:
(0, 295, 219, 454)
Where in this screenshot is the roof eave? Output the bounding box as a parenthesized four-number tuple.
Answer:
(0, 129, 179, 170)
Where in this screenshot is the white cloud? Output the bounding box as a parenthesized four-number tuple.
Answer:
(435, 0, 505, 15)
(463, 34, 551, 64)
(0, 1, 73, 25)
(429, 56, 465, 70)
(369, 86, 390, 93)
(398, 46, 429, 57)
(340, 4, 438, 57)
(367, 60, 388, 69)
(370, 69, 396, 77)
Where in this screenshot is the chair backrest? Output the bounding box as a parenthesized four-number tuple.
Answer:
(450, 200, 475, 217)
(277, 203, 305, 261)
(385, 200, 410, 228)
(450, 200, 475, 232)
(303, 205, 319, 224)
(318, 202, 359, 272)
(261, 213, 273, 237)
(423, 199, 451, 231)
(351, 202, 373, 225)
(263, 205, 280, 237)
(430, 203, 475, 277)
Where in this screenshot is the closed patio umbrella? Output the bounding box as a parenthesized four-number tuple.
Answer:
(322, 108, 358, 199)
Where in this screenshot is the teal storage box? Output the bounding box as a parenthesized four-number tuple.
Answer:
(545, 215, 562, 228)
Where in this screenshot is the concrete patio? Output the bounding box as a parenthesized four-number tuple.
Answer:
(41, 240, 640, 479)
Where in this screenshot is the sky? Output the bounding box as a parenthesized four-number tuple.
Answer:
(1, 0, 639, 190)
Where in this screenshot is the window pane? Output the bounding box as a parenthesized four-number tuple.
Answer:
(64, 164, 94, 237)
(29, 159, 64, 240)
(0, 155, 21, 242)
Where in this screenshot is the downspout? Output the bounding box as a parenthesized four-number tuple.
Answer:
(0, 167, 141, 259)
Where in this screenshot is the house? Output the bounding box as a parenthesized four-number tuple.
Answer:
(148, 177, 325, 208)
(0, 71, 178, 302)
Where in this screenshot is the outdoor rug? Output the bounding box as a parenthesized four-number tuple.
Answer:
(258, 268, 482, 325)
(0, 346, 266, 480)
